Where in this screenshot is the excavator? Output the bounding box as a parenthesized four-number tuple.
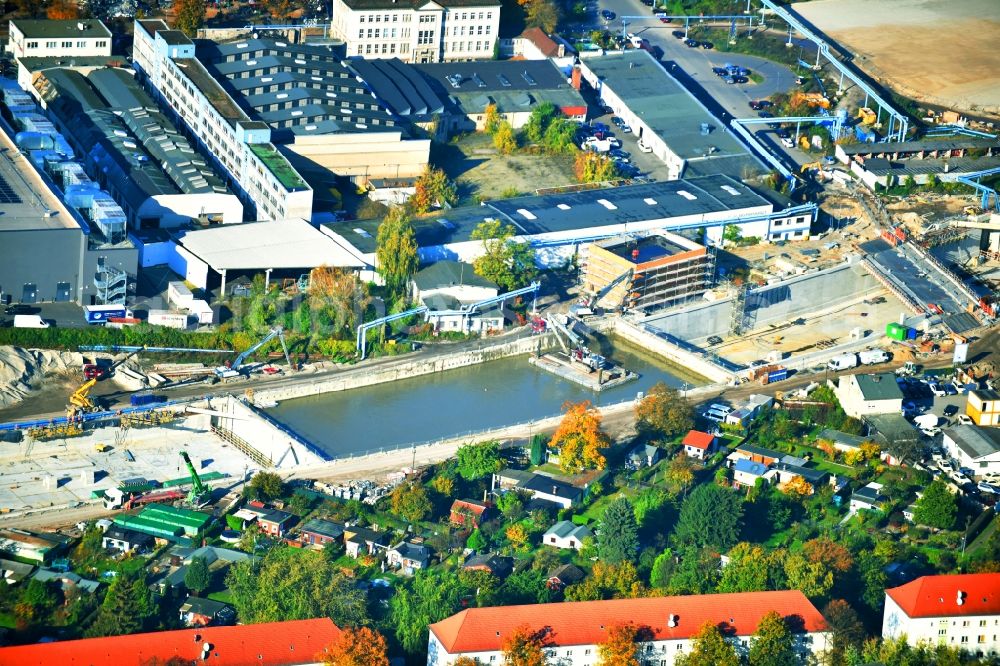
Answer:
(572, 269, 634, 316)
(68, 349, 143, 418)
(180, 451, 211, 507)
(213, 326, 293, 382)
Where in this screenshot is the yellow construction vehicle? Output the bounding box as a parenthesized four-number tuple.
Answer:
(95, 443, 111, 452)
(799, 135, 811, 151)
(68, 378, 97, 417)
(857, 107, 877, 125)
(800, 161, 823, 173)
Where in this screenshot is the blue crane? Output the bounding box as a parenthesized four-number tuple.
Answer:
(219, 326, 293, 378)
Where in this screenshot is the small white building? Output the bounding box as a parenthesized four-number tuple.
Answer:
(7, 20, 111, 60)
(835, 372, 904, 418)
(967, 389, 1000, 427)
(850, 482, 888, 512)
(681, 430, 716, 460)
(411, 261, 503, 334)
(542, 521, 592, 550)
(427, 591, 830, 665)
(942, 425, 1000, 476)
(882, 573, 1000, 656)
(386, 540, 432, 575)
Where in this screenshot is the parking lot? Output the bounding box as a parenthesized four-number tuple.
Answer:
(578, 114, 673, 182)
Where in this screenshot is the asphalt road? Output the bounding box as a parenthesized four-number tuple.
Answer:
(585, 0, 817, 167)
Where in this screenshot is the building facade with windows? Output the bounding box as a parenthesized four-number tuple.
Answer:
(132, 20, 313, 222)
(428, 591, 830, 665)
(330, 0, 500, 63)
(7, 20, 111, 60)
(883, 573, 1000, 658)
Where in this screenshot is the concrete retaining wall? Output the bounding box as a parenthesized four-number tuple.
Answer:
(254, 333, 555, 403)
(610, 318, 734, 384)
(214, 395, 327, 469)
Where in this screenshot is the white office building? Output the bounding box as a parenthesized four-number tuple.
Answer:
(132, 20, 313, 222)
(330, 0, 500, 63)
(7, 20, 111, 60)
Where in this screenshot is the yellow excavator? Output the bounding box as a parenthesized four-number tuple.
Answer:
(67, 349, 142, 419)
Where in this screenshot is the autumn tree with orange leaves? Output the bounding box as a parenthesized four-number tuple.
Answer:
(501, 625, 548, 666)
(46, 0, 79, 19)
(319, 626, 389, 666)
(779, 475, 813, 498)
(549, 400, 608, 472)
(449, 658, 479, 666)
(597, 622, 642, 666)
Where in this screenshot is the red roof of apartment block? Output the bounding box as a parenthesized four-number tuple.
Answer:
(887, 573, 1000, 619)
(0, 618, 341, 666)
(430, 590, 826, 654)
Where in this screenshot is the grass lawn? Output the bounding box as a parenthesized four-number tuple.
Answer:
(0, 611, 16, 629)
(207, 590, 234, 604)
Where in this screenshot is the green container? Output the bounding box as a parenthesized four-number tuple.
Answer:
(886, 323, 907, 341)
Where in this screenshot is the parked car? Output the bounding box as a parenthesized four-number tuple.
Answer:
(715, 67, 729, 76)
(609, 149, 630, 159)
(943, 384, 958, 396)
(5, 304, 34, 316)
(701, 41, 714, 49)
(780, 137, 795, 149)
(684, 39, 700, 47)
(601, 9, 615, 20)
(929, 382, 946, 397)
(732, 75, 749, 84)
(943, 404, 959, 417)
(672, 30, 686, 38)
(658, 15, 671, 23)
(758, 111, 773, 118)
(707, 335, 724, 346)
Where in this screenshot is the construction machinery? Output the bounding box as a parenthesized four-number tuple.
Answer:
(575, 269, 634, 315)
(70, 349, 145, 418)
(790, 91, 830, 110)
(546, 315, 606, 371)
(856, 107, 877, 125)
(214, 326, 293, 381)
(180, 451, 211, 507)
(82, 348, 143, 382)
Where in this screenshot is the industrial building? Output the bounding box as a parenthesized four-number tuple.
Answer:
(329, 0, 500, 63)
(582, 231, 712, 313)
(322, 174, 813, 273)
(28, 65, 243, 229)
(112, 504, 213, 544)
(6, 19, 111, 60)
(836, 135, 1000, 189)
(0, 87, 138, 306)
(942, 424, 1000, 475)
(579, 50, 765, 181)
(132, 21, 313, 222)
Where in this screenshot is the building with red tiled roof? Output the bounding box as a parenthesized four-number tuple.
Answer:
(882, 573, 1000, 654)
(427, 591, 829, 665)
(0, 618, 341, 666)
(449, 498, 492, 528)
(682, 430, 716, 460)
(518, 27, 563, 59)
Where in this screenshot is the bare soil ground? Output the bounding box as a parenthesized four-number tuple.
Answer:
(796, 0, 1000, 117)
(436, 133, 577, 205)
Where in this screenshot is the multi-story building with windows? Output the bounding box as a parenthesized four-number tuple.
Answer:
(6, 20, 111, 60)
(427, 591, 830, 665)
(883, 573, 1000, 658)
(330, 0, 501, 63)
(132, 20, 313, 222)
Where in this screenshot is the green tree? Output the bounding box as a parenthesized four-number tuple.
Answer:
(375, 206, 419, 299)
(667, 547, 720, 594)
(597, 497, 639, 564)
(722, 225, 742, 245)
(649, 549, 675, 589)
(390, 481, 433, 523)
(493, 120, 518, 154)
(411, 166, 458, 214)
(246, 471, 284, 501)
(574, 150, 619, 183)
(523, 102, 557, 144)
(748, 611, 795, 666)
(226, 549, 367, 626)
(390, 569, 467, 654)
(173, 0, 206, 36)
(184, 556, 211, 594)
(634, 382, 695, 438)
(673, 484, 744, 551)
(717, 543, 786, 593)
(675, 622, 739, 666)
(542, 118, 578, 154)
(529, 434, 547, 466)
(913, 479, 957, 530)
(466, 529, 487, 551)
(497, 490, 526, 520)
(783, 552, 833, 600)
(456, 440, 503, 480)
(524, 0, 559, 32)
(86, 570, 155, 637)
(470, 219, 538, 290)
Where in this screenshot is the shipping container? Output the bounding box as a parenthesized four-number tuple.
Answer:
(147, 309, 188, 329)
(130, 393, 167, 407)
(188, 299, 214, 325)
(886, 323, 907, 341)
(83, 304, 132, 324)
(765, 368, 788, 384)
(906, 327, 918, 340)
(167, 281, 194, 309)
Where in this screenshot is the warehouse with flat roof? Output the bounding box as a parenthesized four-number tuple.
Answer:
(579, 50, 765, 181)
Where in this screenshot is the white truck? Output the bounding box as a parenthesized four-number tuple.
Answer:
(827, 352, 858, 372)
(583, 137, 614, 153)
(147, 309, 188, 329)
(858, 349, 889, 366)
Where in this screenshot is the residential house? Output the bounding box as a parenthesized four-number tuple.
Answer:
(449, 499, 491, 529)
(411, 261, 503, 334)
(0, 559, 35, 585)
(817, 428, 868, 454)
(882, 573, 1000, 655)
(298, 518, 344, 547)
(770, 462, 829, 494)
(682, 430, 716, 460)
(178, 596, 235, 627)
(542, 521, 592, 550)
(518, 474, 584, 509)
(967, 389, 1000, 426)
(835, 372, 904, 418)
(864, 413, 921, 463)
(0, 529, 69, 564)
(731, 444, 785, 466)
(546, 563, 585, 590)
(157, 546, 251, 595)
(102, 526, 155, 554)
(942, 425, 1000, 476)
(427, 591, 830, 665)
(258, 509, 295, 537)
(851, 483, 888, 512)
(724, 394, 775, 428)
(732, 458, 770, 489)
(628, 443, 663, 468)
(462, 553, 513, 579)
(387, 540, 432, 575)
(344, 526, 390, 559)
(0, 618, 343, 665)
(511, 27, 567, 60)
(32, 568, 101, 595)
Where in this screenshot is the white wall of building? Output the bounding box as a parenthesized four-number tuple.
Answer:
(140, 193, 244, 227)
(167, 244, 209, 289)
(835, 374, 903, 418)
(942, 432, 1000, 475)
(8, 21, 111, 60)
(882, 594, 1000, 656)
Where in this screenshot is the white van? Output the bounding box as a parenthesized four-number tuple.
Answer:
(637, 138, 653, 153)
(703, 403, 732, 422)
(13, 314, 49, 328)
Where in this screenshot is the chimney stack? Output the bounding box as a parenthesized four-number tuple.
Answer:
(571, 64, 582, 91)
